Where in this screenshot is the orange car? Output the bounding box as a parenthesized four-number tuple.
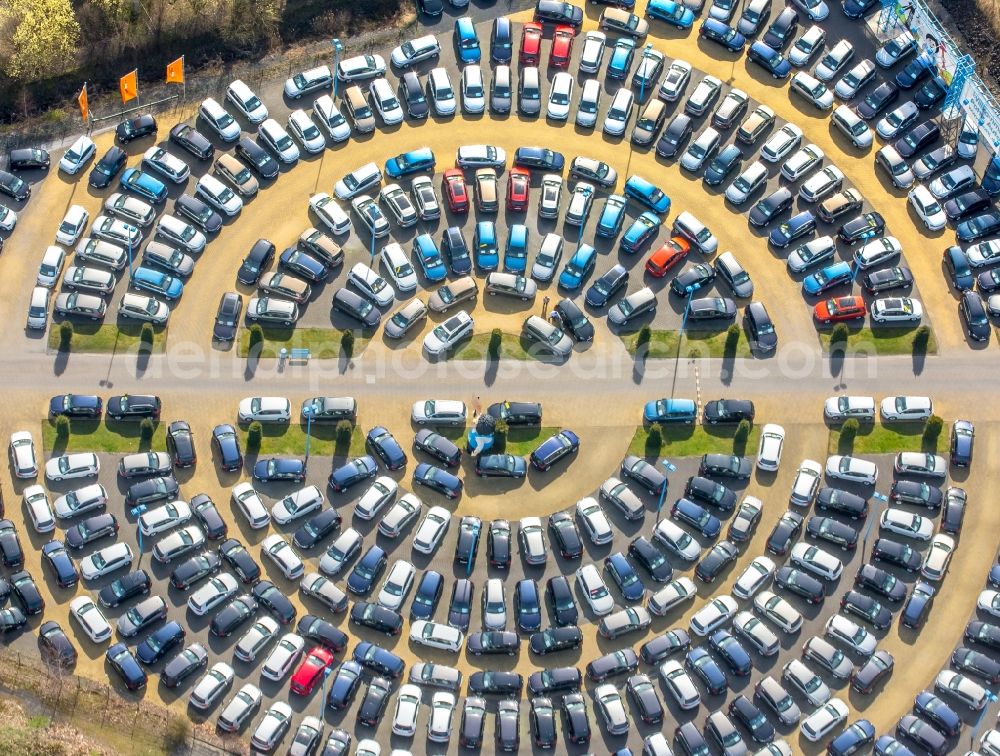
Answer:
(645, 236, 691, 277)
(814, 296, 866, 324)
(520, 22, 543, 65)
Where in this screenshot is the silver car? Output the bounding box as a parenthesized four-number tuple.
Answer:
(522, 315, 573, 359)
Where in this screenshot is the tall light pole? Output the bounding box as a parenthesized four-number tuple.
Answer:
(626, 42, 655, 178)
(656, 459, 677, 521)
(303, 403, 315, 463)
(331, 39, 343, 98)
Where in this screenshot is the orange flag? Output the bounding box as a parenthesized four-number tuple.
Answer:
(119, 69, 138, 103)
(77, 84, 89, 122)
(166, 56, 184, 84)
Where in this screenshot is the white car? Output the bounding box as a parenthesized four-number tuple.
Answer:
(921, 533, 955, 581)
(412, 506, 451, 555)
(378, 559, 416, 611)
(653, 519, 702, 561)
(379, 240, 418, 291)
(335, 162, 382, 200)
(935, 669, 988, 710)
(238, 396, 291, 423)
(576, 498, 613, 545)
(880, 508, 933, 541)
(56, 205, 89, 246)
(92, 214, 141, 247)
(659, 660, 701, 710)
(825, 455, 878, 485)
(218, 683, 263, 733)
(800, 699, 848, 742)
(188, 573, 240, 616)
(8, 431, 37, 479)
(190, 662, 235, 710)
(732, 611, 780, 656)
(789, 25, 826, 66)
(227, 79, 268, 123)
(391, 34, 440, 68)
(312, 95, 351, 143)
(824, 614, 876, 656)
(258, 118, 300, 164)
(815, 39, 854, 81)
(894, 451, 946, 478)
(308, 193, 351, 235)
(519, 517, 547, 565)
(576, 564, 615, 616)
(319, 528, 362, 576)
(853, 236, 902, 269)
(824, 395, 875, 421)
(792, 0, 829, 20)
(756, 424, 786, 472)
(196, 173, 243, 217)
(783, 659, 831, 706)
(59, 135, 97, 174)
(460, 65, 486, 114)
(80, 542, 133, 580)
(271, 485, 324, 525)
(411, 399, 467, 426)
(0, 204, 15, 233)
(690, 595, 739, 636)
(300, 572, 347, 613)
(800, 166, 844, 202)
(138, 500, 193, 537)
(155, 214, 206, 254)
(283, 64, 332, 98)
(579, 31, 607, 74)
(348, 261, 394, 307)
(261, 634, 305, 682)
(23, 485, 55, 533)
(603, 88, 634, 136)
(761, 124, 804, 162)
(908, 185, 947, 230)
(37, 246, 66, 287)
(790, 543, 843, 580)
(54, 483, 108, 519)
(790, 460, 823, 506)
(410, 621, 464, 652)
(967, 239, 1000, 268)
(482, 578, 507, 630)
(880, 395, 932, 421)
(754, 590, 803, 634)
(378, 495, 422, 539)
(45, 452, 100, 482)
(871, 297, 923, 324)
(547, 72, 573, 120)
(142, 146, 190, 183)
(647, 577, 697, 616)
(355, 477, 397, 521)
(370, 78, 404, 125)
(725, 161, 768, 205)
(781, 144, 824, 181)
(455, 144, 506, 170)
(575, 79, 600, 129)
(153, 524, 205, 563)
(428, 691, 456, 743)
(733, 556, 776, 599)
(595, 683, 630, 736)
(659, 60, 692, 102)
(235, 616, 280, 662)
(287, 109, 326, 154)
(423, 312, 474, 357)
(232, 482, 270, 529)
(69, 595, 112, 643)
(392, 684, 422, 737)
(835, 59, 876, 99)
(876, 101, 919, 140)
(199, 97, 241, 141)
(429, 67, 457, 116)
(686, 76, 721, 116)
(261, 534, 305, 579)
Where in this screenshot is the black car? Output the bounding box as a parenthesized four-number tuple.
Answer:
(913, 77, 947, 109)
(534, 0, 584, 27)
(442, 226, 473, 275)
(894, 120, 940, 158)
(0, 520, 24, 569)
(136, 621, 185, 665)
(748, 187, 793, 227)
(41, 541, 78, 589)
(530, 697, 558, 749)
(9, 148, 50, 171)
(235, 136, 279, 179)
(639, 628, 690, 665)
(656, 113, 694, 159)
(454, 516, 482, 565)
(65, 513, 118, 550)
(487, 519, 511, 569)
(703, 399, 755, 425)
(170, 552, 221, 591)
(529, 625, 583, 655)
(475, 454, 525, 479)
(0, 170, 29, 201)
(769, 210, 817, 248)
(562, 692, 591, 745)
(840, 211, 887, 245)
(585, 264, 629, 307)
(766, 511, 804, 555)
(0, 607, 27, 633)
(546, 575, 579, 626)
(900, 581, 935, 629)
(459, 696, 487, 748)
(125, 476, 179, 507)
(897, 715, 948, 756)
(293, 508, 341, 551)
(938, 487, 966, 534)
(841, 589, 892, 629)
(729, 695, 774, 744)
(161, 643, 209, 687)
(966, 620, 1000, 651)
(872, 537, 922, 572)
(414, 429, 461, 467)
(213, 292, 243, 342)
(700, 453, 751, 479)
(252, 580, 296, 624)
(210, 424, 243, 473)
(162, 420, 197, 468)
(775, 566, 825, 604)
(297, 615, 348, 653)
(350, 601, 403, 636)
(327, 660, 363, 711)
(89, 146, 128, 189)
(169, 123, 214, 161)
(413, 462, 463, 499)
(586, 648, 639, 682)
(357, 677, 392, 727)
(416, 0, 443, 14)
(252, 456, 306, 483)
(487, 401, 543, 426)
(400, 71, 429, 119)
(807, 516, 858, 551)
(98, 569, 151, 608)
(175, 194, 223, 234)
(347, 545, 387, 595)
(279, 247, 327, 282)
(685, 646, 728, 695)
(960, 290, 991, 341)
(448, 578, 474, 632)
(762, 7, 799, 49)
(332, 287, 381, 329)
(626, 674, 664, 725)
(551, 298, 595, 341)
(958, 210, 1000, 243)
(185, 495, 225, 541)
(914, 691, 961, 737)
(528, 666, 581, 696)
(953, 646, 1000, 684)
(11, 571, 43, 615)
(816, 487, 869, 519)
(468, 670, 523, 696)
(949, 187, 995, 223)
(851, 649, 894, 693)
(210, 596, 258, 637)
(951, 420, 975, 467)
(107, 394, 160, 421)
(628, 536, 673, 582)
(218, 538, 261, 583)
(670, 263, 716, 296)
(116, 114, 158, 143)
(696, 540, 740, 583)
(49, 393, 102, 419)
(237, 238, 275, 286)
(889, 480, 943, 509)
(107, 642, 147, 690)
(621, 455, 667, 495)
(855, 563, 906, 601)
(699, 19, 747, 52)
(896, 59, 935, 88)
(864, 266, 914, 293)
(743, 301, 777, 353)
(856, 81, 899, 120)
(548, 512, 583, 559)
(686, 475, 737, 512)
(710, 629, 753, 676)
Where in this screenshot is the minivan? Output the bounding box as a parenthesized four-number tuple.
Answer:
(673, 211, 719, 255)
(226, 79, 268, 124)
(343, 86, 376, 133)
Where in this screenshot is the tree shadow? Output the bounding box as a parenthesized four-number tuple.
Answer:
(484, 353, 498, 386)
(53, 348, 69, 376)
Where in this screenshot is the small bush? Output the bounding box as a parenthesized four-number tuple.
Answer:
(923, 415, 943, 448)
(913, 325, 930, 355)
(58, 321, 73, 350)
(724, 324, 741, 356)
(635, 325, 652, 353)
(54, 415, 70, 440)
(839, 418, 859, 453)
(341, 330, 355, 359)
(493, 418, 509, 452)
(488, 328, 502, 359)
(163, 715, 191, 751)
(247, 421, 263, 450)
(645, 423, 663, 455)
(139, 418, 155, 442)
(830, 323, 849, 352)
(248, 324, 264, 354)
(139, 323, 154, 348)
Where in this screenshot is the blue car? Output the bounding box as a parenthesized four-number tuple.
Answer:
(803, 261, 854, 296)
(624, 175, 671, 214)
(699, 18, 746, 52)
(558, 244, 596, 289)
(596, 194, 629, 238)
(829, 720, 876, 756)
(413, 462, 463, 499)
(943, 245, 974, 290)
(529, 429, 580, 471)
(384, 147, 435, 178)
(366, 426, 407, 470)
(353, 641, 405, 679)
(515, 579, 542, 632)
(747, 40, 792, 79)
(604, 552, 645, 602)
(455, 18, 481, 64)
(131, 266, 183, 300)
(685, 646, 728, 695)
(474, 221, 499, 271)
(620, 212, 660, 254)
(671, 497, 721, 538)
(607, 38, 636, 80)
(504, 224, 529, 273)
(346, 545, 387, 595)
(643, 398, 697, 423)
(410, 570, 444, 621)
(768, 210, 817, 248)
(413, 234, 448, 282)
(646, 0, 695, 27)
(328, 455, 378, 492)
(120, 168, 167, 204)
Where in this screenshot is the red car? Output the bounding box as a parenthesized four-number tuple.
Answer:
(520, 22, 543, 65)
(645, 237, 690, 277)
(549, 25, 575, 68)
(507, 167, 531, 211)
(443, 168, 470, 213)
(814, 296, 866, 324)
(289, 646, 335, 695)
